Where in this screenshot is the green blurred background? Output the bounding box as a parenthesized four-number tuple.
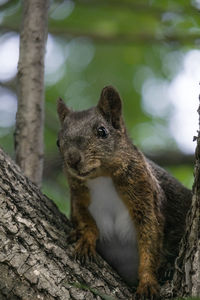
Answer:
(0, 0, 199, 217)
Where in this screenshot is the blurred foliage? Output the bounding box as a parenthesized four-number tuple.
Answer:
(0, 0, 198, 215)
(167, 165, 194, 189)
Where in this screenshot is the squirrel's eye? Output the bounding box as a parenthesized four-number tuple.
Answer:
(97, 126, 108, 139)
(56, 139, 60, 148)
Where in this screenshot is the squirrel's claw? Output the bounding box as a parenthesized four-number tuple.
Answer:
(73, 235, 97, 265)
(158, 262, 174, 282)
(135, 281, 160, 300)
(163, 266, 174, 281)
(67, 229, 81, 244)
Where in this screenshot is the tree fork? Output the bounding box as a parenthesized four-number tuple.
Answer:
(0, 147, 133, 300)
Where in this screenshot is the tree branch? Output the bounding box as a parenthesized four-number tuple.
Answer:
(46, 29, 200, 46)
(1, 25, 200, 46)
(145, 151, 194, 167)
(73, 0, 199, 15)
(43, 151, 194, 181)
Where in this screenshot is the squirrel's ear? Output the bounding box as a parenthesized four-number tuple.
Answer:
(57, 97, 70, 125)
(97, 86, 122, 129)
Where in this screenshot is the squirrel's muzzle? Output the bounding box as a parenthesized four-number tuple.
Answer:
(66, 148, 82, 171)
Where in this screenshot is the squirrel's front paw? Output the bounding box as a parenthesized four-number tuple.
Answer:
(74, 233, 98, 265)
(67, 229, 81, 244)
(158, 262, 174, 282)
(135, 278, 160, 300)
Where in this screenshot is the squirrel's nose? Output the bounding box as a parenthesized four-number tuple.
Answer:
(67, 149, 82, 170)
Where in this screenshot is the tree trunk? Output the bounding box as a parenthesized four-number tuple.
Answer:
(0, 147, 132, 300)
(15, 0, 49, 187)
(172, 103, 200, 297)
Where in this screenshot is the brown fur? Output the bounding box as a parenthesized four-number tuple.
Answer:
(57, 86, 192, 299)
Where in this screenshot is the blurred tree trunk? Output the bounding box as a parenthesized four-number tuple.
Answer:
(0, 147, 132, 300)
(15, 0, 49, 187)
(172, 103, 200, 298)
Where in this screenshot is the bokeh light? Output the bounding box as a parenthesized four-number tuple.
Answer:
(0, 87, 17, 131)
(141, 50, 199, 154)
(0, 33, 19, 81)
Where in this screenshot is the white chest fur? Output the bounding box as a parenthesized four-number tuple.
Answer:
(87, 176, 139, 285)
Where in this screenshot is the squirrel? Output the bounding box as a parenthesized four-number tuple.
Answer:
(57, 86, 192, 299)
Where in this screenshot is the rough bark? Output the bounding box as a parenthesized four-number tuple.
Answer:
(0, 147, 133, 300)
(172, 103, 200, 297)
(15, 0, 49, 187)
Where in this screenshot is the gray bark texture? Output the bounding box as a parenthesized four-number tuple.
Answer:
(15, 0, 49, 187)
(172, 103, 200, 298)
(0, 147, 133, 300)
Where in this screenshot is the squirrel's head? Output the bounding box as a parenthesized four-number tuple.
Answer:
(57, 86, 127, 180)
